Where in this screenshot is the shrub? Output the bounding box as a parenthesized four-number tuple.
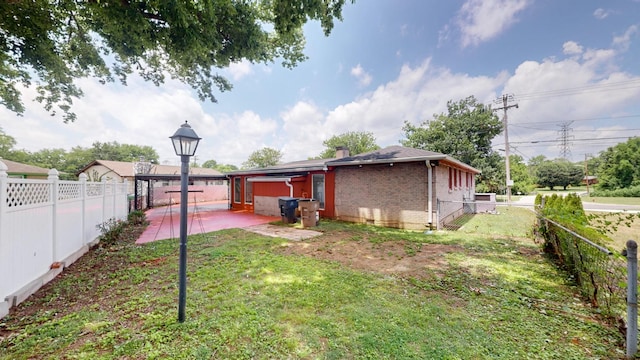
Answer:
(591, 184, 640, 197)
(127, 210, 147, 226)
(96, 218, 126, 245)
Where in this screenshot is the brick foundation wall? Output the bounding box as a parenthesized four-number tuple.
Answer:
(334, 162, 434, 230)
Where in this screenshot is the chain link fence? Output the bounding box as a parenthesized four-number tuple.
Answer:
(437, 199, 497, 231)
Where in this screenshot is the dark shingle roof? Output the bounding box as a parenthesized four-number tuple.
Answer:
(327, 145, 443, 163)
(327, 145, 480, 173)
(227, 145, 480, 175)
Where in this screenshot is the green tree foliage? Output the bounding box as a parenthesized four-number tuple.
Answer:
(90, 141, 159, 164)
(318, 131, 380, 158)
(202, 159, 238, 173)
(535, 160, 583, 190)
(401, 96, 503, 191)
(0, 0, 352, 122)
(527, 155, 546, 178)
(508, 155, 535, 195)
(242, 147, 282, 169)
(31, 148, 68, 170)
(596, 137, 640, 190)
(0, 134, 159, 177)
(0, 127, 17, 158)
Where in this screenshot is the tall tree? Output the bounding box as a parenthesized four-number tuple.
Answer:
(401, 96, 503, 190)
(509, 155, 535, 194)
(1, 0, 352, 122)
(242, 147, 282, 169)
(318, 131, 380, 158)
(536, 160, 583, 190)
(90, 141, 159, 164)
(596, 137, 640, 190)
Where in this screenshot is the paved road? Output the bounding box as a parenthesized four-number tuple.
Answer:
(511, 194, 640, 213)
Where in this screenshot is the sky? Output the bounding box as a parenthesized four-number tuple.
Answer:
(2, 0, 640, 167)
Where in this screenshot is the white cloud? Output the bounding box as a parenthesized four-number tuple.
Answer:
(227, 60, 253, 80)
(593, 8, 612, 20)
(350, 64, 373, 87)
(279, 101, 328, 161)
(562, 41, 583, 56)
(457, 0, 531, 48)
(612, 24, 638, 51)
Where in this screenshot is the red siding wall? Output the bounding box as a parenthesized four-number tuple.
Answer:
(229, 172, 335, 218)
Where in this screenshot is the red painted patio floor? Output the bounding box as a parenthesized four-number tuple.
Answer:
(135, 201, 280, 244)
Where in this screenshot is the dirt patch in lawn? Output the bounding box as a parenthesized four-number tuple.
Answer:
(277, 231, 461, 279)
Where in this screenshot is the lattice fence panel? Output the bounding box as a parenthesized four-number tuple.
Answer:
(58, 182, 81, 200)
(6, 182, 51, 207)
(86, 183, 103, 197)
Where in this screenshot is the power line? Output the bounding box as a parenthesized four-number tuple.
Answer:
(507, 136, 636, 145)
(513, 79, 640, 101)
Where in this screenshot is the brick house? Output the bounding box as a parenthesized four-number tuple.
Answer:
(228, 146, 480, 230)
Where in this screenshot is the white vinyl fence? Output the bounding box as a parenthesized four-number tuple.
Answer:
(0, 162, 128, 319)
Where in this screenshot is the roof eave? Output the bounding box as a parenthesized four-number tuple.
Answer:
(227, 165, 327, 176)
(328, 155, 447, 167)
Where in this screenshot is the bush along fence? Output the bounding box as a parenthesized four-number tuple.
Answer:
(0, 161, 129, 319)
(533, 193, 638, 357)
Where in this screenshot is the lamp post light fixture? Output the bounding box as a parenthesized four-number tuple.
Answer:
(170, 121, 201, 323)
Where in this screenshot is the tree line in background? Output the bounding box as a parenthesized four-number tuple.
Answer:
(0, 128, 158, 179)
(2, 96, 639, 196)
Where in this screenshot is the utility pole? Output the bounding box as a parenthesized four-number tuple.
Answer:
(584, 153, 591, 197)
(493, 94, 518, 203)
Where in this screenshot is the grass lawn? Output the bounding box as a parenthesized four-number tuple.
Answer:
(0, 216, 626, 359)
(586, 211, 640, 251)
(582, 196, 640, 206)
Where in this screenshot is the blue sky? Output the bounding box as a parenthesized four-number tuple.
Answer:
(2, 0, 640, 167)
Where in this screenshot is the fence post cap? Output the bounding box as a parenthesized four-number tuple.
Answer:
(47, 168, 59, 180)
(79, 173, 88, 182)
(0, 160, 7, 178)
(626, 240, 637, 250)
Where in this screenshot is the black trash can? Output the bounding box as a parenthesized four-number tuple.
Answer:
(278, 197, 299, 223)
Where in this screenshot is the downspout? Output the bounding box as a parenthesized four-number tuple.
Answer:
(426, 161, 433, 229)
(285, 179, 294, 197)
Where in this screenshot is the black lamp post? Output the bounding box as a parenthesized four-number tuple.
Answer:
(170, 121, 201, 322)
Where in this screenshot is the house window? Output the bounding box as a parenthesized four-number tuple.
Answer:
(244, 178, 253, 204)
(458, 169, 462, 188)
(312, 174, 325, 209)
(234, 177, 241, 203)
(448, 168, 453, 191)
(453, 168, 457, 190)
